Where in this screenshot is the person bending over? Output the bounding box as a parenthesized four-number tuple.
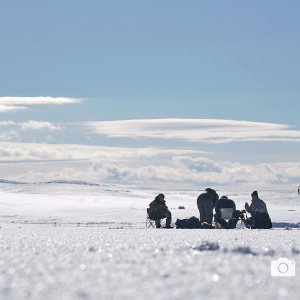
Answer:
(148, 194, 172, 228)
(214, 195, 241, 229)
(197, 188, 219, 225)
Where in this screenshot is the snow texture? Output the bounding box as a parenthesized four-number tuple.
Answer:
(0, 182, 299, 300)
(1, 229, 299, 300)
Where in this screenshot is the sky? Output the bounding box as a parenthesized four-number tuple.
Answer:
(0, 0, 300, 189)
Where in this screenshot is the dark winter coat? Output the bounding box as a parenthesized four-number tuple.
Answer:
(197, 188, 219, 208)
(148, 197, 169, 220)
(215, 196, 236, 214)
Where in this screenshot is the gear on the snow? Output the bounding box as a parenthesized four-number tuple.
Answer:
(175, 217, 214, 229)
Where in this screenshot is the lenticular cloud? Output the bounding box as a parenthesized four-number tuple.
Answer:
(0, 104, 27, 113)
(0, 97, 83, 113)
(84, 119, 300, 143)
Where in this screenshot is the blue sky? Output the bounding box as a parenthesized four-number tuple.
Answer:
(0, 1, 300, 188)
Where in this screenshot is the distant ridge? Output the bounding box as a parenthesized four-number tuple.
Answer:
(44, 180, 100, 186)
(0, 179, 26, 184)
(0, 179, 100, 186)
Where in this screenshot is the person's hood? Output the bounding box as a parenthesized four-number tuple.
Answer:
(205, 188, 216, 194)
(220, 195, 228, 199)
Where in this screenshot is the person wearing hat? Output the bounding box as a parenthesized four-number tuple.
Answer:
(148, 194, 172, 228)
(244, 191, 272, 229)
(245, 191, 268, 218)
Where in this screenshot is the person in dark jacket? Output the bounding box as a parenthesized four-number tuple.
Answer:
(148, 194, 172, 228)
(197, 188, 219, 225)
(215, 195, 236, 214)
(214, 195, 240, 229)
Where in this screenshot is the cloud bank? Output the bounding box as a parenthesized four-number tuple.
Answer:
(1, 142, 299, 188)
(0, 97, 83, 113)
(85, 119, 300, 143)
(5, 158, 300, 188)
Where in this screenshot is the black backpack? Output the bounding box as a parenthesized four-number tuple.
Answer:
(254, 212, 272, 229)
(175, 217, 202, 229)
(175, 217, 214, 229)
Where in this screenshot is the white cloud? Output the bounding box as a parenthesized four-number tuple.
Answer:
(0, 96, 83, 106)
(0, 97, 83, 113)
(173, 156, 223, 173)
(0, 130, 20, 142)
(84, 119, 300, 143)
(0, 120, 60, 131)
(0, 121, 17, 126)
(20, 120, 61, 131)
(0, 105, 27, 113)
(0, 142, 206, 163)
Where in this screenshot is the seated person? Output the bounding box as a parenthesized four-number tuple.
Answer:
(214, 195, 240, 229)
(245, 191, 268, 217)
(148, 194, 172, 228)
(244, 191, 271, 229)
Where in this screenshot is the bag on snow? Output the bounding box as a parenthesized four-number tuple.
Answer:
(175, 216, 201, 229)
(175, 216, 214, 229)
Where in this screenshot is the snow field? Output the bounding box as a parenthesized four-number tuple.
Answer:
(0, 184, 299, 299)
(0, 228, 299, 300)
(0, 190, 299, 228)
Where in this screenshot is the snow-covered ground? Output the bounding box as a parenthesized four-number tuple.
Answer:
(0, 182, 299, 228)
(0, 182, 299, 299)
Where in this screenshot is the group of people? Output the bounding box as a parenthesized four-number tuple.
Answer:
(148, 189, 271, 229)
